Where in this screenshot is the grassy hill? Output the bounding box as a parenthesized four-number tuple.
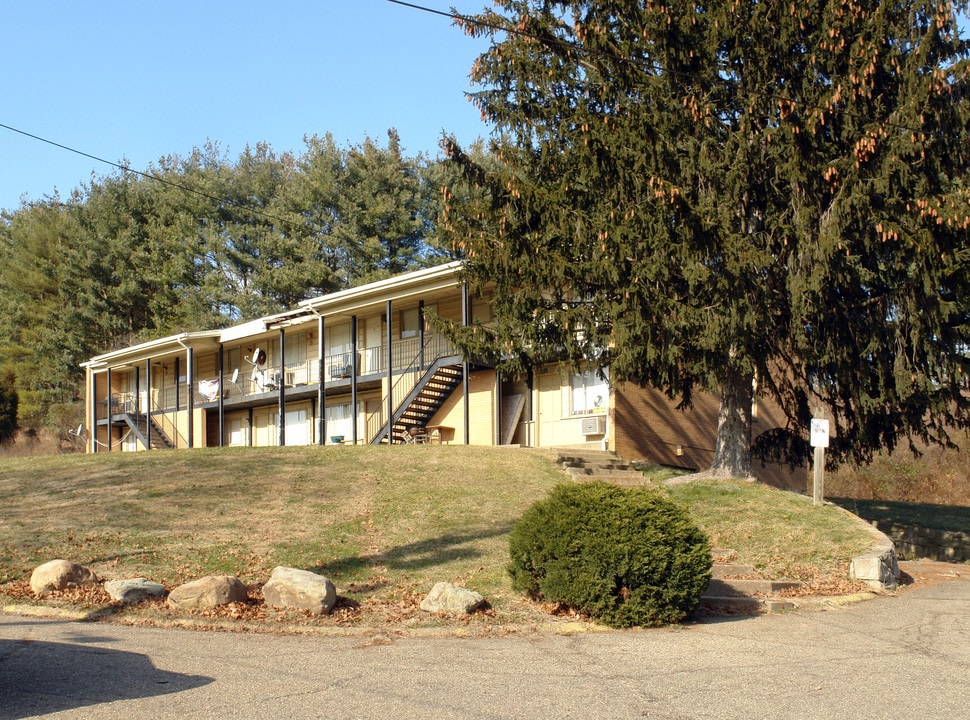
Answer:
(0, 446, 877, 632)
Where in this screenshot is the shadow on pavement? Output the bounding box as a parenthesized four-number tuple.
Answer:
(0, 638, 212, 718)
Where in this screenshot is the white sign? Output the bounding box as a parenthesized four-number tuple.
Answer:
(810, 419, 830, 448)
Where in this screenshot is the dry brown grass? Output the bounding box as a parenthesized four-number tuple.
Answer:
(664, 479, 875, 593)
(0, 445, 884, 633)
(827, 439, 970, 506)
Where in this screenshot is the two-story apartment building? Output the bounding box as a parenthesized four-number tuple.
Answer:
(81, 261, 805, 489)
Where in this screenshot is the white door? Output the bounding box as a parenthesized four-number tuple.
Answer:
(285, 409, 309, 446)
(253, 409, 277, 447)
(227, 417, 248, 447)
(365, 317, 384, 374)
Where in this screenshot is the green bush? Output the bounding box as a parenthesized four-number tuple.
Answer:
(508, 482, 712, 627)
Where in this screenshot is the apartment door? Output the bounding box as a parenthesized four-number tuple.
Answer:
(285, 408, 309, 446)
(365, 317, 384, 374)
(226, 417, 248, 447)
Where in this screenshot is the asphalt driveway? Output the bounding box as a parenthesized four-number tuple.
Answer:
(1, 561, 966, 720)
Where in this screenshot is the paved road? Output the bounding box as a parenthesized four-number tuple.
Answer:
(1, 562, 967, 720)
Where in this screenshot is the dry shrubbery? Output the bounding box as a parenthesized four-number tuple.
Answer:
(828, 437, 970, 506)
(0, 429, 81, 458)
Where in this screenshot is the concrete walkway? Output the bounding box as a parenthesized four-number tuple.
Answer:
(0, 560, 966, 720)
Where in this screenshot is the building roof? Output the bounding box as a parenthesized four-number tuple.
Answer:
(81, 261, 465, 370)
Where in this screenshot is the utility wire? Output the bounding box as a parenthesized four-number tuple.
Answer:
(388, 0, 966, 142)
(0, 121, 299, 228)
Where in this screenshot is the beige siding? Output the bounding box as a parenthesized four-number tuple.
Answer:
(427, 370, 496, 445)
(533, 366, 606, 449)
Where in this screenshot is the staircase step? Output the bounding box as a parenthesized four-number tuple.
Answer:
(710, 563, 758, 579)
(696, 596, 797, 616)
(705, 577, 804, 597)
(694, 550, 803, 616)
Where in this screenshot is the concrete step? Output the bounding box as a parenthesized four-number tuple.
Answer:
(705, 577, 804, 597)
(696, 596, 797, 615)
(557, 450, 649, 487)
(565, 466, 642, 477)
(565, 470, 649, 486)
(696, 552, 804, 616)
(710, 563, 757, 579)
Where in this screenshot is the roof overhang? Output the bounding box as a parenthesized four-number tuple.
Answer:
(80, 330, 223, 370)
(298, 261, 464, 318)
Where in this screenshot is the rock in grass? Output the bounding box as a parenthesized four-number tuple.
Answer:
(167, 575, 248, 609)
(419, 582, 486, 615)
(261, 566, 337, 615)
(30, 559, 98, 596)
(104, 578, 167, 604)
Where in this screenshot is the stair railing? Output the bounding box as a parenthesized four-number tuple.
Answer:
(367, 333, 460, 443)
(148, 393, 187, 449)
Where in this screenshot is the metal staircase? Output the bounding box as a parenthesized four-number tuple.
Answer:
(371, 359, 464, 444)
(121, 413, 176, 450)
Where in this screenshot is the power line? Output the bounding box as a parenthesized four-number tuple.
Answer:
(0, 121, 299, 228)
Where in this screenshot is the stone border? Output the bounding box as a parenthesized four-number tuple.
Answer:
(869, 520, 969, 563)
(836, 506, 900, 590)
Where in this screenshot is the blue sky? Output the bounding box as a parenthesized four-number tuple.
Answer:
(0, 0, 492, 212)
(2, 3, 966, 213)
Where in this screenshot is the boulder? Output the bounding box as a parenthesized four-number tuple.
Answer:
(167, 575, 248, 609)
(419, 582, 486, 615)
(104, 578, 167, 604)
(261, 566, 337, 615)
(849, 522, 901, 591)
(30, 559, 98, 596)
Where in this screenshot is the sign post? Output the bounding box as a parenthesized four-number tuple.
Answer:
(810, 418, 830, 506)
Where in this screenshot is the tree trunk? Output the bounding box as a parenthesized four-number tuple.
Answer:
(709, 364, 754, 479)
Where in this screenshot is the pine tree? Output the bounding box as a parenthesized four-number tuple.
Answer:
(442, 0, 970, 475)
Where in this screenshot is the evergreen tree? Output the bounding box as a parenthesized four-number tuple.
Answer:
(0, 368, 19, 445)
(442, 0, 970, 475)
(0, 200, 85, 430)
(335, 130, 439, 284)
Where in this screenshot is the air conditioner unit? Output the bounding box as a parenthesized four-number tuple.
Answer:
(580, 415, 606, 436)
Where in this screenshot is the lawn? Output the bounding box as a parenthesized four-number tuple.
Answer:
(0, 445, 877, 633)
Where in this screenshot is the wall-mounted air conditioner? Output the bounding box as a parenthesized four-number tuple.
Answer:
(580, 415, 606, 436)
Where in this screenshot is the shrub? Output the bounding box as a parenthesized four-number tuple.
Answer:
(508, 482, 712, 627)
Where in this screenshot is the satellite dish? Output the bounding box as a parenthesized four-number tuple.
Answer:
(231, 368, 239, 384)
(253, 348, 267, 367)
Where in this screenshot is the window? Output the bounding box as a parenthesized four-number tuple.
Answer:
(401, 308, 420, 339)
(224, 347, 242, 376)
(472, 297, 493, 324)
(568, 369, 608, 416)
(284, 332, 307, 366)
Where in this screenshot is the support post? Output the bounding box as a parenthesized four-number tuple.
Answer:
(278, 328, 286, 447)
(89, 369, 97, 454)
(186, 347, 194, 449)
(174, 355, 180, 445)
(462, 283, 470, 445)
(317, 314, 326, 445)
(810, 417, 830, 506)
(386, 300, 394, 444)
(813, 446, 825, 506)
(106, 368, 112, 452)
(418, 300, 426, 370)
(351, 315, 358, 445)
(145, 359, 152, 450)
(217, 345, 224, 447)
